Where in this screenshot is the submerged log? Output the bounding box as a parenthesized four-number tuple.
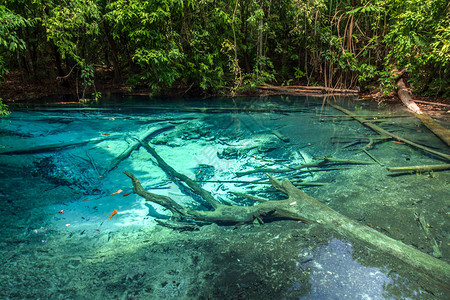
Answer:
(0, 136, 109, 155)
(124, 146, 450, 288)
(415, 114, 450, 147)
(138, 141, 221, 209)
(124, 170, 450, 288)
(329, 103, 450, 161)
(386, 164, 450, 173)
(104, 125, 174, 174)
(235, 157, 373, 177)
(397, 78, 450, 146)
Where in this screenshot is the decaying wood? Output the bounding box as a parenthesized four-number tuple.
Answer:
(311, 157, 373, 165)
(122, 106, 308, 113)
(397, 79, 423, 114)
(317, 114, 411, 118)
(0, 136, 109, 155)
(271, 129, 290, 142)
(194, 179, 268, 184)
(332, 136, 389, 141)
(291, 181, 326, 186)
(415, 114, 450, 147)
(415, 212, 443, 259)
(138, 141, 221, 209)
(124, 161, 450, 287)
(329, 103, 450, 161)
(229, 192, 269, 202)
(236, 167, 294, 177)
(386, 164, 450, 173)
(259, 84, 359, 95)
(414, 100, 450, 108)
(362, 149, 384, 166)
(104, 125, 174, 174)
(235, 157, 373, 177)
(397, 79, 450, 146)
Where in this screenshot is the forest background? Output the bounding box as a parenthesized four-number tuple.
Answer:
(0, 0, 449, 110)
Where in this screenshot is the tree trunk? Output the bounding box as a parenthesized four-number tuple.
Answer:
(124, 143, 450, 288)
(104, 21, 122, 84)
(397, 78, 450, 146)
(240, 0, 252, 73)
(53, 45, 70, 87)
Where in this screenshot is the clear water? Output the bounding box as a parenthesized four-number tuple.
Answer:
(0, 95, 448, 299)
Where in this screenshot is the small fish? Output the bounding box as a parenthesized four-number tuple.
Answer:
(111, 189, 123, 195)
(392, 141, 406, 144)
(108, 209, 118, 219)
(101, 133, 110, 136)
(122, 193, 131, 197)
(58, 210, 64, 214)
(80, 198, 94, 202)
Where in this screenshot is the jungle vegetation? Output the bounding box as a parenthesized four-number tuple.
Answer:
(0, 0, 449, 102)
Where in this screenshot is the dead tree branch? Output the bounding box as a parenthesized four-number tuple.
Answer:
(124, 167, 450, 287)
(329, 103, 450, 161)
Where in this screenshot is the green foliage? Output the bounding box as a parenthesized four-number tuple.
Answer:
(382, 0, 450, 96)
(0, 0, 448, 97)
(0, 98, 10, 116)
(42, 0, 101, 63)
(0, 6, 29, 52)
(0, 5, 31, 78)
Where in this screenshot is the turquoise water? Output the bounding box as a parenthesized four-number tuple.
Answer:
(0, 96, 448, 299)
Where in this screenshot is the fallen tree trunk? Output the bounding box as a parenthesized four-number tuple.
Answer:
(329, 103, 450, 161)
(260, 84, 359, 94)
(124, 146, 450, 288)
(397, 78, 450, 146)
(413, 99, 450, 108)
(124, 171, 450, 288)
(386, 164, 450, 173)
(104, 125, 174, 174)
(235, 157, 373, 177)
(397, 79, 423, 114)
(0, 136, 109, 155)
(415, 114, 450, 147)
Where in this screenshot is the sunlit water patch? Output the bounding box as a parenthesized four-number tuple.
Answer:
(0, 96, 448, 298)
